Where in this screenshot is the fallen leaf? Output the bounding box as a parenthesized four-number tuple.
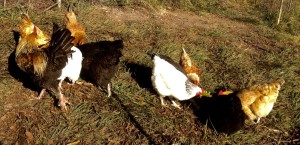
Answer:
(67, 140, 80, 145)
(25, 130, 34, 142)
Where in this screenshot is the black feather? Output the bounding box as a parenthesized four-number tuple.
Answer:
(34, 27, 74, 89)
(78, 40, 124, 89)
(187, 92, 245, 134)
(46, 28, 74, 70)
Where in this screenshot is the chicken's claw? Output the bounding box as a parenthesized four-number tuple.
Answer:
(171, 100, 182, 109)
(58, 96, 70, 111)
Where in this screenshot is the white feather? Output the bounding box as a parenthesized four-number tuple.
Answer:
(58, 46, 83, 83)
(151, 55, 202, 101)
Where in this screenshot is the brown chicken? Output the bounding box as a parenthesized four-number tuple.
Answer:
(179, 48, 201, 85)
(15, 23, 81, 110)
(219, 79, 285, 123)
(65, 6, 87, 46)
(18, 13, 50, 49)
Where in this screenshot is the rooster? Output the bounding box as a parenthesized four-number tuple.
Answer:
(18, 13, 50, 49)
(15, 24, 83, 110)
(218, 79, 285, 123)
(65, 6, 87, 46)
(150, 53, 203, 109)
(78, 40, 124, 97)
(179, 48, 201, 86)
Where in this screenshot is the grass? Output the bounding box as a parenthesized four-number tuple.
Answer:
(0, 0, 299, 144)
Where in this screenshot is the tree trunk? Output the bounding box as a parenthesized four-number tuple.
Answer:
(277, 0, 284, 25)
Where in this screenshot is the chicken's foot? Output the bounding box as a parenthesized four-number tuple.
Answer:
(171, 100, 182, 109)
(37, 89, 46, 99)
(57, 88, 70, 110)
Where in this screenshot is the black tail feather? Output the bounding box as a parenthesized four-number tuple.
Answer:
(68, 4, 72, 12)
(50, 28, 74, 53)
(113, 40, 124, 49)
(47, 25, 75, 69)
(52, 22, 60, 35)
(147, 52, 156, 59)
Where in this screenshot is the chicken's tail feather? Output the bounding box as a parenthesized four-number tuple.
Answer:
(20, 13, 31, 23)
(275, 78, 285, 86)
(182, 47, 186, 54)
(147, 52, 157, 60)
(113, 40, 124, 50)
(263, 79, 285, 90)
(50, 28, 74, 52)
(250, 79, 285, 95)
(68, 4, 73, 12)
(47, 26, 75, 67)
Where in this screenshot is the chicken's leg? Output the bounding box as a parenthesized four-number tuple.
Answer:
(255, 118, 261, 124)
(57, 87, 70, 110)
(37, 89, 46, 99)
(171, 100, 182, 109)
(160, 95, 166, 106)
(58, 79, 63, 90)
(242, 106, 257, 122)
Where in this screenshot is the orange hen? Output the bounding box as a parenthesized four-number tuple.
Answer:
(218, 79, 285, 123)
(236, 79, 285, 123)
(65, 6, 87, 46)
(179, 48, 201, 85)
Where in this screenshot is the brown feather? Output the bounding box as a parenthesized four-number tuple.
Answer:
(180, 48, 201, 85)
(65, 9, 87, 46)
(19, 13, 50, 48)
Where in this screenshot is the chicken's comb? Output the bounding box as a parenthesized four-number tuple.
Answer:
(33, 25, 37, 34)
(218, 90, 223, 96)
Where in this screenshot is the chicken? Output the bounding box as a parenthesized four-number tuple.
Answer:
(218, 79, 285, 123)
(78, 40, 124, 97)
(15, 24, 83, 110)
(65, 6, 87, 46)
(150, 53, 203, 109)
(237, 79, 285, 123)
(18, 13, 50, 49)
(179, 48, 201, 85)
(189, 92, 245, 134)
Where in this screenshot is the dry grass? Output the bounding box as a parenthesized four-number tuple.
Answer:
(0, 1, 299, 144)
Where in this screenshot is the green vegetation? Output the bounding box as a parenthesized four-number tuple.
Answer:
(0, 0, 299, 144)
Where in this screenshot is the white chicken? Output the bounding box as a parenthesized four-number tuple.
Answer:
(150, 53, 203, 109)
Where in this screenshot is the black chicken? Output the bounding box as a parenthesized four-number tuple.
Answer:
(78, 40, 124, 97)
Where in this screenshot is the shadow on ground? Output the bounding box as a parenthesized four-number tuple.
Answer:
(183, 91, 246, 134)
(8, 30, 41, 92)
(124, 61, 155, 93)
(111, 92, 157, 145)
